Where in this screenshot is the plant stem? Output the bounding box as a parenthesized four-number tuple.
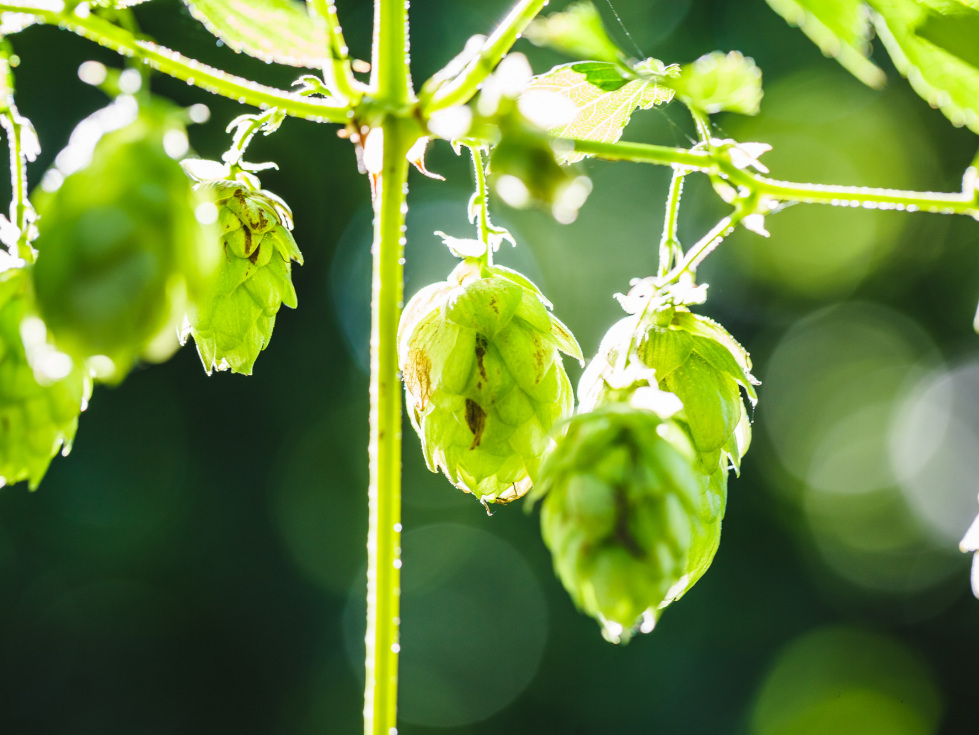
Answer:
(0, 106, 36, 263)
(663, 212, 744, 285)
(568, 138, 713, 169)
(570, 137, 979, 218)
(365, 125, 409, 735)
(469, 145, 493, 266)
(424, 0, 548, 111)
(308, 0, 361, 102)
(0, 3, 350, 122)
(658, 167, 685, 277)
(365, 3, 412, 734)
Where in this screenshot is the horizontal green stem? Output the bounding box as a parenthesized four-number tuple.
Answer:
(744, 172, 979, 217)
(572, 137, 979, 218)
(568, 138, 713, 169)
(424, 0, 547, 111)
(0, 4, 350, 122)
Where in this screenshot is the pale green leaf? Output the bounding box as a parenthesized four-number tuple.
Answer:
(915, 2, 979, 69)
(669, 51, 763, 115)
(525, 61, 675, 164)
(524, 0, 626, 64)
(764, 0, 887, 88)
(182, 0, 329, 68)
(871, 0, 979, 132)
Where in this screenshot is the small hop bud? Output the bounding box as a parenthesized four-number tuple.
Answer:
(531, 403, 714, 642)
(579, 284, 757, 474)
(399, 259, 582, 505)
(185, 181, 303, 375)
(0, 266, 89, 490)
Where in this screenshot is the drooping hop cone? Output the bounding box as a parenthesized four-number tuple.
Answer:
(579, 305, 757, 473)
(531, 403, 711, 642)
(398, 259, 583, 504)
(31, 98, 217, 382)
(187, 182, 303, 375)
(0, 266, 89, 489)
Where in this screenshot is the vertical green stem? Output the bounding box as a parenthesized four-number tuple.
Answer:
(366, 2, 412, 734)
(0, 107, 36, 263)
(469, 145, 493, 266)
(365, 127, 409, 735)
(658, 167, 685, 277)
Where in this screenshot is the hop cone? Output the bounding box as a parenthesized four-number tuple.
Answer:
(186, 181, 303, 375)
(579, 289, 756, 474)
(31, 98, 217, 382)
(399, 259, 582, 505)
(0, 265, 89, 489)
(531, 399, 711, 642)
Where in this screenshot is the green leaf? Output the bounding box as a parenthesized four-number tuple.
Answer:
(764, 0, 887, 88)
(525, 61, 675, 164)
(916, 3, 979, 69)
(871, 0, 979, 132)
(524, 0, 626, 64)
(668, 51, 763, 116)
(182, 0, 330, 68)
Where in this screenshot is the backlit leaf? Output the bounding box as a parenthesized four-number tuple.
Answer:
(871, 0, 979, 133)
(183, 0, 329, 68)
(764, 0, 886, 88)
(524, 0, 626, 64)
(525, 61, 675, 163)
(669, 51, 763, 115)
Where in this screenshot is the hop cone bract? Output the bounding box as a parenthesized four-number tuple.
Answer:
(187, 181, 303, 374)
(531, 399, 711, 642)
(31, 97, 217, 382)
(399, 259, 582, 504)
(0, 265, 89, 489)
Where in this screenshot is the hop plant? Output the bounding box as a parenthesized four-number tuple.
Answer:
(183, 177, 303, 375)
(30, 96, 217, 382)
(0, 263, 89, 489)
(530, 388, 714, 642)
(399, 258, 582, 505)
(579, 279, 756, 474)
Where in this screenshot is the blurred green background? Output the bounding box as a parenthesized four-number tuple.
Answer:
(2, 0, 979, 732)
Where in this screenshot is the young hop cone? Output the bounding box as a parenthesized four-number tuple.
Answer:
(31, 96, 217, 383)
(530, 390, 712, 643)
(579, 279, 757, 474)
(185, 180, 303, 375)
(0, 264, 89, 489)
(399, 258, 583, 505)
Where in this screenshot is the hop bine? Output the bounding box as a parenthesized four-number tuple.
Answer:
(398, 258, 582, 506)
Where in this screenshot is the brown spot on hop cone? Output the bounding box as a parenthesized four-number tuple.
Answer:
(465, 399, 486, 449)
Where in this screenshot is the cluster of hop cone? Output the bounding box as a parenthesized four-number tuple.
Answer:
(399, 259, 757, 642)
(0, 95, 302, 491)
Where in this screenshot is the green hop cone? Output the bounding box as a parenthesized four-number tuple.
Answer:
(531, 396, 710, 642)
(399, 259, 583, 505)
(0, 264, 89, 489)
(185, 180, 303, 375)
(579, 280, 757, 474)
(31, 96, 217, 382)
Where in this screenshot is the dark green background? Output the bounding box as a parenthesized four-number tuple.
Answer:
(2, 0, 979, 732)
